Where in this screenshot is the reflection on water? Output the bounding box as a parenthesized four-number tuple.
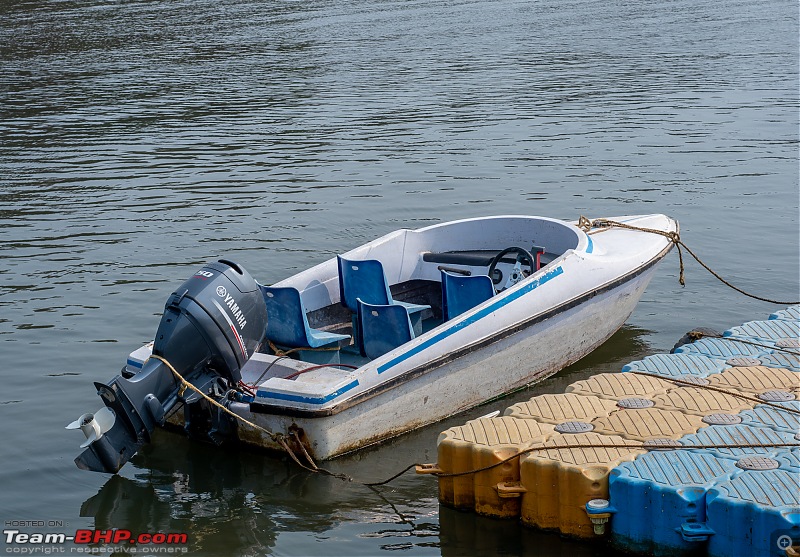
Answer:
(439, 506, 612, 557)
(83, 442, 286, 555)
(83, 432, 439, 555)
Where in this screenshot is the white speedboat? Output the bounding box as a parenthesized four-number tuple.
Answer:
(69, 214, 677, 472)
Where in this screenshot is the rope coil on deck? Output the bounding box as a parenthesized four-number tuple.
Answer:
(577, 216, 800, 305)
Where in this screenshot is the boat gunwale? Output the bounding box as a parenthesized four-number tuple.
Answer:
(249, 228, 676, 418)
(254, 214, 676, 404)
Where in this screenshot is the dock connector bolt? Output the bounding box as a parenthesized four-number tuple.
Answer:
(495, 481, 527, 498)
(585, 499, 616, 535)
(679, 522, 715, 542)
(415, 463, 443, 475)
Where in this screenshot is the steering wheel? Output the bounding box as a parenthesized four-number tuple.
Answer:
(487, 247, 536, 292)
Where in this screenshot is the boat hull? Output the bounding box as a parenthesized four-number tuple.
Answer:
(234, 257, 662, 460)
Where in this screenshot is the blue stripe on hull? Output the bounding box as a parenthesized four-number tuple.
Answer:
(257, 379, 360, 404)
(377, 265, 564, 374)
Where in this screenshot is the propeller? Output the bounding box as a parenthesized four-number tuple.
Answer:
(66, 407, 116, 448)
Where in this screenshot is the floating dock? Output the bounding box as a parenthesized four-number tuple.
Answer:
(423, 306, 800, 557)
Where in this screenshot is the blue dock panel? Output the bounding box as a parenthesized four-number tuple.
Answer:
(738, 401, 800, 435)
(759, 351, 800, 372)
(674, 337, 770, 359)
(621, 353, 728, 378)
(680, 423, 798, 461)
(705, 469, 800, 557)
(724, 319, 800, 343)
(608, 451, 738, 556)
(775, 449, 800, 472)
(604, 308, 800, 556)
(769, 305, 800, 321)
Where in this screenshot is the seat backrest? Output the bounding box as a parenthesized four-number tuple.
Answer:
(441, 270, 494, 321)
(261, 285, 312, 348)
(337, 256, 393, 312)
(356, 299, 414, 359)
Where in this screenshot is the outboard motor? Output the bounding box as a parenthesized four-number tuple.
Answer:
(69, 259, 267, 473)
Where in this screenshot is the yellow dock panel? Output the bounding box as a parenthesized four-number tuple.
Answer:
(707, 365, 800, 395)
(504, 393, 618, 423)
(652, 386, 755, 416)
(566, 372, 673, 401)
(518, 432, 645, 538)
(591, 407, 706, 441)
(436, 416, 554, 517)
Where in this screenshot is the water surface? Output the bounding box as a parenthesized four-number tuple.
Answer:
(0, 0, 797, 555)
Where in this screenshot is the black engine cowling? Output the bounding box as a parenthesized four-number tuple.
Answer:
(72, 259, 267, 473)
(154, 259, 267, 384)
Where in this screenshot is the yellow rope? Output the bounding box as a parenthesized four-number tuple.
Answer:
(578, 216, 800, 305)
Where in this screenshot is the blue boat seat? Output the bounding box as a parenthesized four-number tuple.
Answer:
(261, 285, 350, 363)
(337, 255, 430, 336)
(440, 270, 494, 321)
(356, 298, 415, 359)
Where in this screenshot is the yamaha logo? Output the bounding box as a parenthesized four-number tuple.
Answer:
(216, 286, 227, 298)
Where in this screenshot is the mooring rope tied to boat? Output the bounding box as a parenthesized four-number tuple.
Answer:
(577, 216, 800, 305)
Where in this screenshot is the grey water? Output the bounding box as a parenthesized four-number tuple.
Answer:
(0, 0, 797, 555)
